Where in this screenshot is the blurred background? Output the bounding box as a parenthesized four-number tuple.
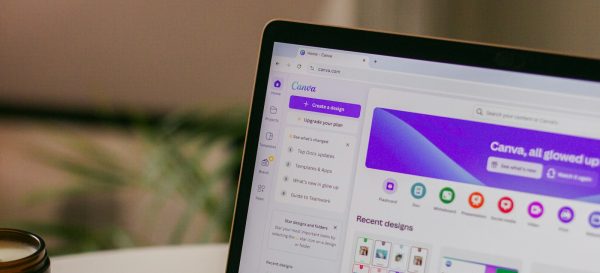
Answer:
(1, 0, 599, 255)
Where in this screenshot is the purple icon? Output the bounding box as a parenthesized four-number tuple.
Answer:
(558, 206, 575, 223)
(273, 80, 282, 88)
(528, 201, 544, 218)
(299, 49, 305, 56)
(590, 211, 600, 228)
(383, 178, 397, 194)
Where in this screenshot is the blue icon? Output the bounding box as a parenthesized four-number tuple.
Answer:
(299, 49, 306, 56)
(273, 80, 282, 88)
(445, 260, 452, 267)
(590, 211, 600, 228)
(411, 183, 427, 199)
(383, 178, 397, 194)
(558, 206, 575, 223)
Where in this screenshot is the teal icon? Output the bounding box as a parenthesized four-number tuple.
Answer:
(411, 183, 427, 199)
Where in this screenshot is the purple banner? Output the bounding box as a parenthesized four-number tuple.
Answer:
(289, 95, 361, 118)
(366, 108, 600, 203)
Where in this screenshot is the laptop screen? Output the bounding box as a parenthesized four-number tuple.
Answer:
(237, 42, 600, 273)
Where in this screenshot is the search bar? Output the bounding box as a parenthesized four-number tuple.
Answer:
(470, 105, 600, 136)
(473, 105, 560, 127)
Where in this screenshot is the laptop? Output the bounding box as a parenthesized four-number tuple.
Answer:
(225, 20, 600, 273)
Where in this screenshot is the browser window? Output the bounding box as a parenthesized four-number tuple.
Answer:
(238, 42, 600, 273)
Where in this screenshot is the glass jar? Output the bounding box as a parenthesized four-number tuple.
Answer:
(0, 229, 50, 273)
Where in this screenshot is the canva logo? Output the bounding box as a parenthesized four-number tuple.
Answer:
(291, 81, 317, 92)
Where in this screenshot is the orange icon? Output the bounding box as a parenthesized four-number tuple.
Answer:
(468, 192, 485, 209)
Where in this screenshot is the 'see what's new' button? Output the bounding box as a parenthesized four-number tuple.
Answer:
(486, 156, 543, 179)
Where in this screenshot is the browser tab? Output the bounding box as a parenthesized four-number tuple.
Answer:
(297, 48, 369, 68)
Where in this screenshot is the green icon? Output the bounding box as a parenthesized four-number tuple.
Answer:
(439, 187, 455, 204)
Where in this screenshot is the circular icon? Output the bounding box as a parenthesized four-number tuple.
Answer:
(383, 178, 397, 194)
(558, 206, 575, 223)
(439, 187, 456, 204)
(468, 192, 485, 209)
(411, 183, 427, 199)
(299, 49, 306, 56)
(527, 201, 544, 218)
(498, 197, 514, 214)
(589, 211, 600, 228)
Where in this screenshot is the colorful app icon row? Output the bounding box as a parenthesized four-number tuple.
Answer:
(383, 178, 600, 227)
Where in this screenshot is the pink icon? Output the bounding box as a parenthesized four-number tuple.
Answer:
(528, 201, 544, 218)
(498, 197, 514, 214)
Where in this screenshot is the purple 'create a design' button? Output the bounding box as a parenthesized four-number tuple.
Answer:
(289, 95, 361, 118)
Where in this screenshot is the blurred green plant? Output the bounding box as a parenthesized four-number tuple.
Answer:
(10, 108, 247, 255)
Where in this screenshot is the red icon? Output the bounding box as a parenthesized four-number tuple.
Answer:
(498, 197, 514, 214)
(468, 192, 485, 209)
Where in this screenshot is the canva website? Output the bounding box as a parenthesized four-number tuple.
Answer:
(237, 42, 600, 273)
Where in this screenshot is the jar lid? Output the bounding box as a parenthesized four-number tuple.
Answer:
(0, 229, 49, 273)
